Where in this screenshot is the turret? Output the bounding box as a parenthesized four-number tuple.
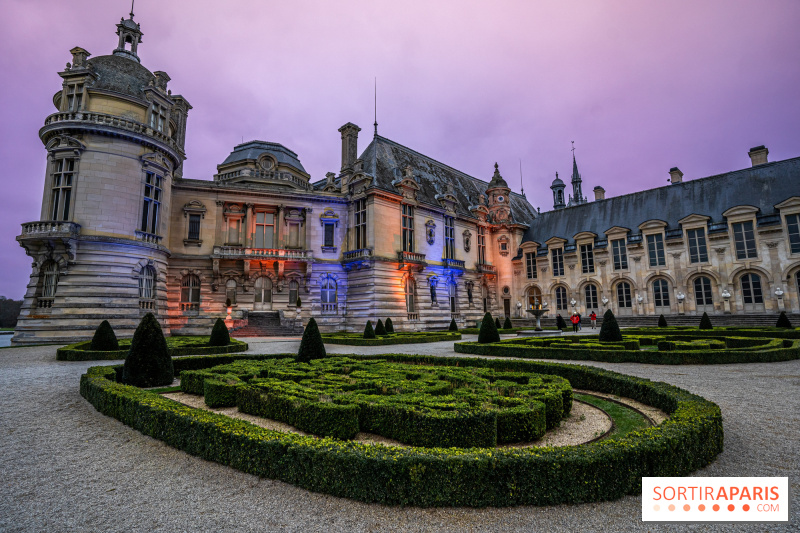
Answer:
(551, 172, 566, 209)
(486, 163, 511, 222)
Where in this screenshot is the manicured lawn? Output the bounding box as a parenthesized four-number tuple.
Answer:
(574, 393, 651, 440)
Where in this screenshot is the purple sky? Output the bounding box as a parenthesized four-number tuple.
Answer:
(1, 0, 799, 299)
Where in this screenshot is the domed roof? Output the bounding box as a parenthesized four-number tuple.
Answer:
(487, 162, 508, 188)
(550, 172, 565, 188)
(88, 54, 154, 100)
(221, 141, 307, 174)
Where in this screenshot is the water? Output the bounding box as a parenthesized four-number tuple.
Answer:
(0, 333, 12, 348)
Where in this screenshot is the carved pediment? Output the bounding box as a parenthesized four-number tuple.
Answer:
(142, 152, 172, 174)
(638, 219, 668, 232)
(545, 236, 567, 247)
(183, 200, 207, 218)
(392, 166, 420, 201)
(722, 205, 760, 219)
(678, 213, 711, 226)
(775, 196, 800, 212)
(573, 231, 597, 242)
(604, 226, 631, 239)
(46, 135, 86, 156)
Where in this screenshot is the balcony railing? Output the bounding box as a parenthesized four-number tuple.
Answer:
(442, 258, 465, 269)
(35, 298, 54, 309)
(213, 246, 313, 260)
(139, 299, 156, 310)
(321, 303, 337, 314)
(20, 220, 81, 238)
(180, 302, 199, 312)
(43, 111, 182, 153)
(215, 168, 311, 190)
(342, 248, 372, 261)
(135, 230, 163, 244)
(398, 251, 427, 265)
(476, 263, 497, 274)
(407, 313, 419, 321)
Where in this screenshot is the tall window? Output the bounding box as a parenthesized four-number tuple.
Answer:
(402, 204, 414, 252)
(653, 279, 670, 308)
(140, 172, 163, 235)
(227, 218, 241, 245)
(449, 283, 457, 313)
(51, 159, 75, 221)
(66, 83, 83, 112)
(323, 222, 335, 248)
(740, 273, 763, 304)
(477, 226, 486, 264)
(616, 282, 632, 308)
(41, 261, 59, 298)
(612, 238, 628, 270)
(584, 284, 598, 310)
(687, 228, 708, 263)
(254, 212, 275, 249)
(580, 244, 594, 274)
(139, 266, 155, 300)
(187, 214, 201, 241)
(180, 275, 200, 310)
(254, 277, 272, 304)
(225, 279, 237, 305)
(525, 252, 537, 279)
(551, 248, 564, 276)
(647, 234, 666, 267)
(289, 280, 299, 306)
(405, 277, 416, 313)
(732, 221, 757, 259)
(354, 199, 367, 249)
(555, 287, 567, 310)
(694, 276, 712, 306)
(444, 216, 455, 259)
(321, 276, 337, 313)
(785, 214, 800, 254)
(149, 103, 168, 133)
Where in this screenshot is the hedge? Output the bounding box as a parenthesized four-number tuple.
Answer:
(80, 353, 723, 507)
(321, 332, 461, 346)
(620, 326, 800, 339)
(56, 336, 249, 361)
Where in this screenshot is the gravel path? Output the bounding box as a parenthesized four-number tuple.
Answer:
(1, 336, 798, 532)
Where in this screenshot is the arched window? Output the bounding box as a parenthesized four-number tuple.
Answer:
(555, 287, 567, 310)
(584, 284, 598, 310)
(225, 279, 237, 306)
(741, 273, 763, 305)
(289, 280, 299, 307)
(180, 275, 200, 311)
(321, 276, 337, 313)
(694, 276, 713, 306)
(527, 286, 543, 309)
(405, 277, 416, 315)
(653, 279, 670, 308)
(255, 277, 272, 305)
(139, 266, 156, 310)
(449, 283, 457, 313)
(616, 282, 632, 308)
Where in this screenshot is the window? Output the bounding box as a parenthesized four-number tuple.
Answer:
(500, 241, 508, 252)
(580, 244, 594, 274)
(646, 234, 666, 267)
(149, 103, 168, 133)
(140, 172, 163, 235)
(227, 218, 241, 245)
(187, 214, 201, 241)
(50, 158, 75, 221)
(323, 222, 335, 248)
(139, 266, 155, 310)
(694, 276, 713, 306)
(42, 261, 59, 298)
(402, 204, 414, 252)
(555, 287, 567, 310)
(740, 273, 763, 304)
(66, 83, 83, 112)
(321, 276, 337, 313)
(653, 279, 670, 308)
(449, 283, 457, 313)
(785, 214, 800, 254)
(289, 280, 299, 306)
(584, 284, 598, 310)
(254, 212, 275, 249)
(180, 275, 200, 310)
(732, 221, 757, 259)
(225, 279, 237, 305)
(477, 226, 486, 264)
(616, 282, 632, 308)
(254, 277, 272, 304)
(687, 228, 708, 263)
(444, 216, 455, 259)
(611, 239, 628, 270)
(405, 278, 416, 313)
(551, 248, 564, 276)
(354, 199, 367, 249)
(525, 252, 537, 279)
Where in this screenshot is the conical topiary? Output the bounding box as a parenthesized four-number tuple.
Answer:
(375, 318, 387, 336)
(363, 320, 376, 339)
(658, 314, 668, 328)
(699, 312, 713, 330)
(90, 320, 119, 351)
(599, 309, 623, 342)
(776, 311, 792, 329)
(122, 313, 173, 387)
(479, 312, 501, 344)
(296, 317, 326, 363)
(209, 318, 231, 346)
(385, 317, 395, 333)
(556, 315, 567, 330)
(449, 318, 458, 331)
(503, 316, 513, 330)
(495, 317, 502, 329)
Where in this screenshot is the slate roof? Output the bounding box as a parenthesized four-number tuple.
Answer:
(87, 54, 154, 100)
(220, 141, 307, 174)
(522, 156, 800, 247)
(358, 135, 537, 223)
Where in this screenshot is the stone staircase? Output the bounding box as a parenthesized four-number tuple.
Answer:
(230, 311, 304, 337)
(511, 313, 800, 329)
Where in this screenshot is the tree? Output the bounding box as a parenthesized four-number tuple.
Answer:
(122, 313, 174, 387)
(556, 315, 567, 330)
(699, 312, 713, 330)
(599, 309, 622, 342)
(296, 317, 326, 362)
(209, 318, 231, 346)
(363, 320, 376, 339)
(503, 316, 513, 330)
(658, 314, 668, 328)
(385, 317, 395, 333)
(776, 311, 792, 329)
(375, 318, 387, 336)
(449, 318, 458, 331)
(479, 312, 501, 344)
(0, 297, 22, 328)
(495, 317, 502, 329)
(90, 320, 119, 351)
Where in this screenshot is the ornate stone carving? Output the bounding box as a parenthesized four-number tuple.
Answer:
(425, 219, 436, 245)
(463, 230, 472, 252)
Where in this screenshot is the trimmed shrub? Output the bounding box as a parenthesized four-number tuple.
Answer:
(296, 317, 326, 363)
(363, 320, 376, 339)
(776, 311, 792, 329)
(209, 318, 231, 346)
(479, 312, 501, 344)
(599, 309, 622, 342)
(699, 312, 713, 330)
(503, 316, 513, 330)
(658, 314, 667, 328)
(321, 331, 461, 346)
(385, 317, 395, 333)
(90, 320, 119, 351)
(122, 313, 174, 387)
(495, 317, 502, 329)
(449, 318, 458, 331)
(375, 319, 387, 336)
(555, 314, 567, 330)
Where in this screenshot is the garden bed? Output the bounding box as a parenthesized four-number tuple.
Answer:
(56, 336, 249, 361)
(321, 331, 461, 346)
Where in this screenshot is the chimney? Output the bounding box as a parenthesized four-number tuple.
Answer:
(748, 145, 768, 167)
(338, 122, 361, 172)
(593, 186, 605, 200)
(668, 167, 683, 184)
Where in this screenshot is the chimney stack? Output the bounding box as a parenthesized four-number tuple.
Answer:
(748, 145, 768, 167)
(338, 122, 361, 173)
(593, 186, 605, 200)
(669, 167, 683, 184)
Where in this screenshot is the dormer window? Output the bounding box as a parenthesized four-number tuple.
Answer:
(149, 103, 168, 133)
(66, 83, 83, 112)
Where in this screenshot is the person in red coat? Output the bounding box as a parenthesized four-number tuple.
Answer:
(589, 311, 597, 329)
(570, 312, 580, 333)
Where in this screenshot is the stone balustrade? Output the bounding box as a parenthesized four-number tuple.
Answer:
(43, 111, 182, 153)
(213, 246, 313, 261)
(20, 221, 81, 238)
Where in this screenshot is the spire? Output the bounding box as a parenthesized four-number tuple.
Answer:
(373, 77, 378, 138)
(519, 159, 525, 197)
(569, 141, 586, 206)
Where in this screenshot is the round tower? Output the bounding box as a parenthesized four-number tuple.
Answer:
(550, 172, 566, 209)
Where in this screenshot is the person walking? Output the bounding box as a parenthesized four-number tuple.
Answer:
(576, 312, 582, 331)
(589, 311, 597, 329)
(570, 312, 580, 333)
